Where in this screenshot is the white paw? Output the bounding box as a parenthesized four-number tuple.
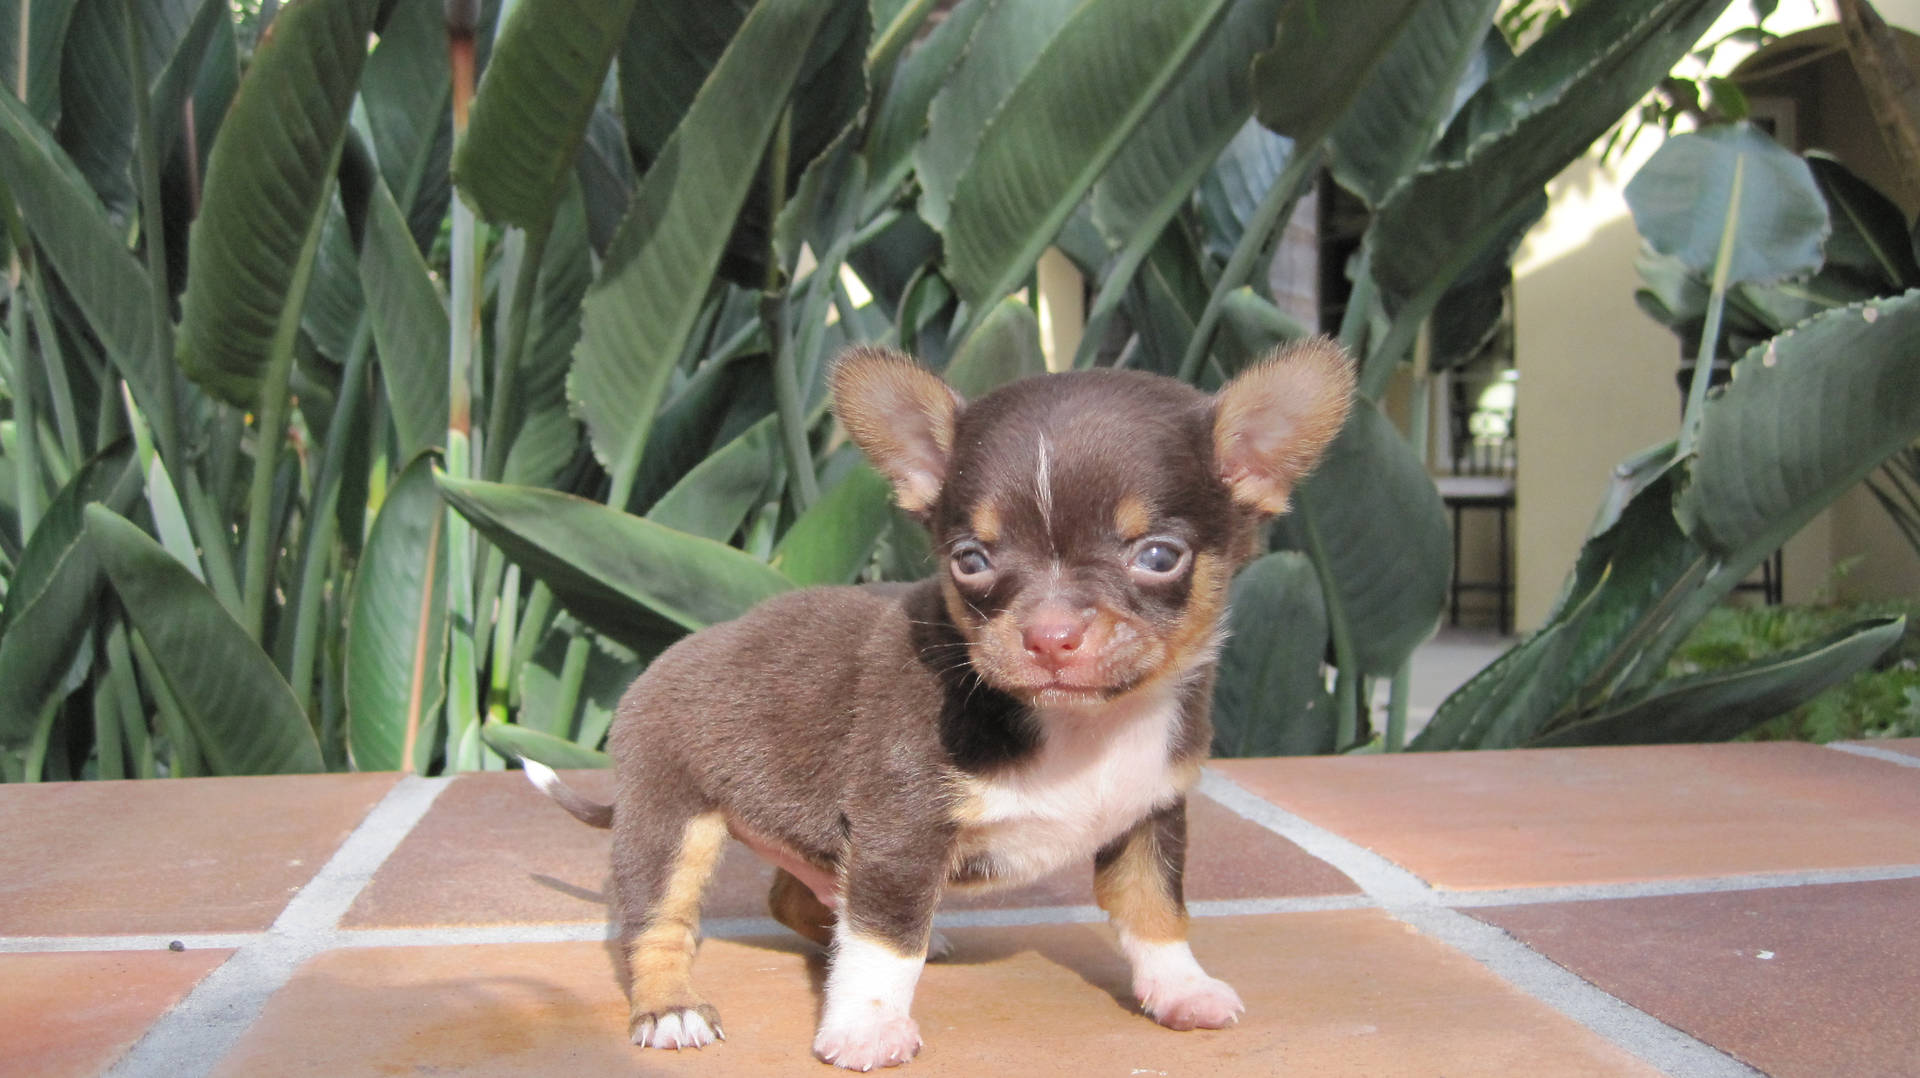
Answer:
(632, 1007, 723, 1050)
(1138, 972, 1245, 1031)
(927, 929, 955, 962)
(813, 1013, 923, 1071)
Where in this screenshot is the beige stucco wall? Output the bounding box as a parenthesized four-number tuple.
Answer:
(1512, 2, 1920, 629)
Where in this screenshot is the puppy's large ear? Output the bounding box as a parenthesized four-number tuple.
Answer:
(831, 347, 964, 513)
(1213, 337, 1356, 514)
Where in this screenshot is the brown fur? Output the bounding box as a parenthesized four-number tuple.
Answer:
(532, 341, 1354, 1064)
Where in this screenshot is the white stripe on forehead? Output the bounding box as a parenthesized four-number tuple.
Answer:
(1034, 433, 1055, 538)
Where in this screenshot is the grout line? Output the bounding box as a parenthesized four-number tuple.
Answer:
(0, 932, 262, 955)
(15, 860, 1915, 959)
(1438, 863, 1920, 907)
(1196, 769, 1438, 906)
(1394, 906, 1765, 1078)
(1824, 741, 1920, 769)
(1198, 768, 1765, 1078)
(105, 774, 453, 1078)
(336, 922, 615, 948)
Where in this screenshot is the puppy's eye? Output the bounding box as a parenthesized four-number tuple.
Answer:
(951, 543, 994, 580)
(1129, 539, 1188, 577)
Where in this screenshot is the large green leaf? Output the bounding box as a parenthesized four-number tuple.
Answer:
(1371, 0, 1732, 308)
(148, 0, 230, 169)
(84, 505, 323, 774)
(1211, 552, 1335, 757)
(1624, 123, 1828, 284)
(1277, 404, 1449, 675)
(1805, 153, 1920, 290)
(0, 87, 172, 437)
(771, 462, 893, 587)
(175, 0, 378, 406)
(568, 0, 835, 496)
(54, 0, 137, 220)
(1413, 464, 1708, 750)
(863, 0, 988, 222)
(358, 168, 450, 461)
(0, 445, 139, 743)
(944, 295, 1046, 397)
(615, 0, 752, 166)
(1195, 121, 1293, 265)
(1088, 0, 1286, 255)
(914, 0, 1078, 233)
(481, 719, 611, 770)
(1532, 617, 1906, 747)
(454, 0, 638, 229)
(518, 622, 637, 739)
(437, 475, 795, 653)
(345, 456, 447, 773)
(360, 0, 452, 247)
(1252, 0, 1424, 149)
(0, 0, 81, 120)
(1682, 291, 1920, 558)
(1327, 2, 1500, 208)
(944, 0, 1236, 310)
(645, 416, 778, 542)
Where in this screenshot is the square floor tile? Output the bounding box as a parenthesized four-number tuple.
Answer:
(344, 770, 1354, 929)
(1472, 877, 1920, 1078)
(0, 949, 231, 1077)
(214, 913, 1654, 1077)
(0, 774, 399, 935)
(1214, 743, 1920, 889)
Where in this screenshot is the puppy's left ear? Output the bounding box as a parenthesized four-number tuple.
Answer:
(831, 347, 964, 514)
(1213, 337, 1356, 514)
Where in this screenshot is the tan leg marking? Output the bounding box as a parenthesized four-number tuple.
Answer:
(626, 811, 729, 1037)
(1094, 823, 1188, 944)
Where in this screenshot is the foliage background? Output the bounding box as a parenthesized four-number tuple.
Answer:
(1, 0, 1915, 781)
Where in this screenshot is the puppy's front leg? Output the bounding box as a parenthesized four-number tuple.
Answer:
(813, 821, 950, 1070)
(1094, 799, 1244, 1030)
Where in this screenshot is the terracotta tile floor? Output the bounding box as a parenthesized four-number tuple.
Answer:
(4, 742, 1915, 1077)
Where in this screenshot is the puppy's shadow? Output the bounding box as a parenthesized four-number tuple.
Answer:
(937, 927, 1137, 1015)
(541, 868, 1135, 1021)
(530, 873, 604, 905)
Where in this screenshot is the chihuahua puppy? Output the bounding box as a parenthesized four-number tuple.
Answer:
(526, 340, 1354, 1069)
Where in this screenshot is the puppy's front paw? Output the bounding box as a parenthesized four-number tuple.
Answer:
(812, 1013, 923, 1071)
(1138, 972, 1245, 1031)
(632, 1005, 724, 1050)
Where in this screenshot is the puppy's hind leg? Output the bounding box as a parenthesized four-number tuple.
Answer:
(611, 807, 730, 1050)
(769, 867, 836, 949)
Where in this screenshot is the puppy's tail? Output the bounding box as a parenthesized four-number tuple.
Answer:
(522, 758, 614, 829)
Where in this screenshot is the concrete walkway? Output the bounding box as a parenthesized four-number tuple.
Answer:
(4, 740, 1919, 1076)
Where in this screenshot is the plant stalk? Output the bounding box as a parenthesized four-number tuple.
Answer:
(763, 106, 820, 511)
(1176, 145, 1321, 385)
(445, 5, 484, 768)
(482, 223, 551, 482)
(1298, 502, 1362, 748)
(287, 321, 374, 716)
(124, 0, 183, 467)
(1678, 154, 1745, 459)
(240, 171, 335, 640)
(7, 258, 40, 537)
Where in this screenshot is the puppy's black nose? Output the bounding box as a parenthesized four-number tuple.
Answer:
(1022, 606, 1090, 670)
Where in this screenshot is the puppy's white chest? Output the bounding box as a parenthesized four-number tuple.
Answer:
(956, 689, 1186, 887)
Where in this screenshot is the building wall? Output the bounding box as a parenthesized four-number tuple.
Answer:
(1512, 2, 1920, 629)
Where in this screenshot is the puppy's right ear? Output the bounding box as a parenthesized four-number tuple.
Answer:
(831, 347, 964, 514)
